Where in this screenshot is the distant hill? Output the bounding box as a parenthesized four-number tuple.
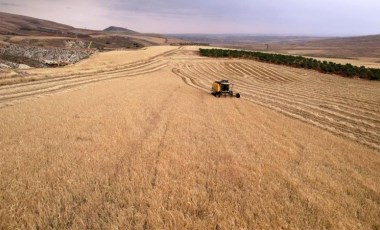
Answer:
(280, 34, 380, 58)
(0, 11, 188, 51)
(0, 12, 191, 69)
(168, 34, 325, 45)
(0, 12, 140, 37)
(169, 33, 380, 58)
(300, 34, 380, 48)
(103, 26, 138, 34)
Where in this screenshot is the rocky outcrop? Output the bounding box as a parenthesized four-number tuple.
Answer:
(64, 40, 87, 49)
(0, 44, 96, 68)
(0, 59, 19, 68)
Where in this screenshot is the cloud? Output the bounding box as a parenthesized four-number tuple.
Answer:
(0, 2, 21, 7)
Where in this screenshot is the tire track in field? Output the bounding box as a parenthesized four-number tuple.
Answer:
(0, 59, 165, 95)
(201, 62, 380, 115)
(231, 62, 380, 107)
(0, 60, 169, 109)
(194, 63, 380, 133)
(0, 47, 179, 90)
(230, 64, 380, 121)
(0, 48, 184, 108)
(210, 63, 380, 147)
(172, 60, 380, 151)
(201, 65, 380, 130)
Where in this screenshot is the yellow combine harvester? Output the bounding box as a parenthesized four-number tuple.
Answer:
(211, 80, 241, 98)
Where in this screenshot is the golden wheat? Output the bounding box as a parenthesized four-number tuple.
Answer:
(0, 46, 379, 229)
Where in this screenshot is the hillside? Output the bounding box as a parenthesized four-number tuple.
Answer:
(0, 12, 183, 45)
(273, 34, 380, 58)
(0, 12, 188, 68)
(168, 34, 323, 45)
(0, 11, 87, 36)
(301, 34, 380, 48)
(103, 26, 138, 34)
(172, 33, 380, 59)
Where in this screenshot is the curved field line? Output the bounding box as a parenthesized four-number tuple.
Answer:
(0, 61, 167, 98)
(199, 63, 380, 124)
(217, 75, 380, 135)
(236, 63, 292, 83)
(0, 48, 186, 107)
(231, 63, 380, 114)
(0, 59, 165, 95)
(172, 60, 380, 151)
(235, 84, 380, 138)
(0, 61, 169, 108)
(228, 76, 380, 126)
(0, 47, 180, 88)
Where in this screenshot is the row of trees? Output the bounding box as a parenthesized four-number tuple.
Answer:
(199, 48, 380, 80)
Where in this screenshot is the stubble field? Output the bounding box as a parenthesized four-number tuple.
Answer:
(0, 46, 379, 229)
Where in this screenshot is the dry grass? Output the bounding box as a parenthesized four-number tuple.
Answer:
(0, 46, 177, 86)
(0, 46, 379, 229)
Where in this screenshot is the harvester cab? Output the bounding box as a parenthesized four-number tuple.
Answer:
(211, 80, 241, 98)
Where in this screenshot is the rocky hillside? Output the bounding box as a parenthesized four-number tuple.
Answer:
(0, 44, 95, 68)
(0, 12, 188, 69)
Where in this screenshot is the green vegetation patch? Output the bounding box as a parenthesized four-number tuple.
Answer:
(199, 48, 380, 80)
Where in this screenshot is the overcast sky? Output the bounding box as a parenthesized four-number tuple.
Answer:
(1, 0, 379, 35)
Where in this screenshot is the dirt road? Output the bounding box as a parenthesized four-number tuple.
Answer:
(0, 46, 379, 229)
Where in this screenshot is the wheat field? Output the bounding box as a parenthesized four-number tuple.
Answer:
(0, 46, 379, 229)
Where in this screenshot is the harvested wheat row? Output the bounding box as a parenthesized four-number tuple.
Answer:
(173, 59, 380, 150)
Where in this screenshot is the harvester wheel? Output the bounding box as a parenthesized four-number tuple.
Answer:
(236, 93, 241, 98)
